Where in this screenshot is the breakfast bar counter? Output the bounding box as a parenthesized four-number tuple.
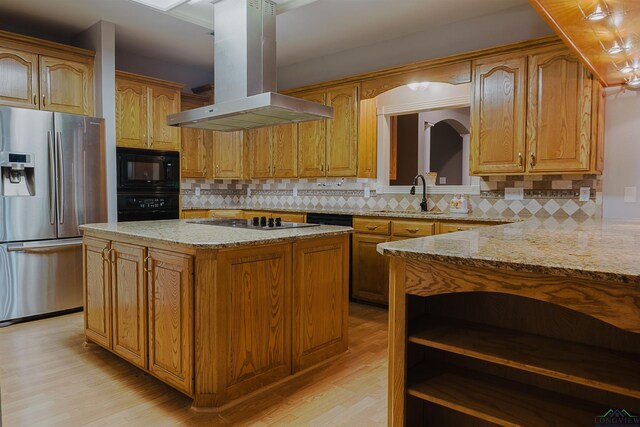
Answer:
(379, 218, 640, 426)
(80, 219, 351, 409)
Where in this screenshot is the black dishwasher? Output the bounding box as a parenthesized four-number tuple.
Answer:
(305, 213, 354, 299)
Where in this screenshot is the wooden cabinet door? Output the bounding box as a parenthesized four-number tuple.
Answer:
(116, 79, 149, 149)
(147, 249, 193, 394)
(248, 127, 272, 178)
(352, 233, 390, 305)
(293, 235, 349, 372)
(110, 242, 147, 369)
(150, 86, 180, 151)
(39, 56, 93, 115)
(272, 124, 298, 178)
(326, 84, 358, 177)
(181, 97, 209, 178)
(217, 244, 291, 400)
(0, 47, 39, 109)
(83, 237, 111, 348)
(471, 55, 527, 174)
(297, 92, 327, 177)
(358, 97, 378, 178)
(213, 131, 244, 178)
(527, 48, 592, 172)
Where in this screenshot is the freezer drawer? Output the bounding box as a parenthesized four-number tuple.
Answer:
(0, 238, 83, 323)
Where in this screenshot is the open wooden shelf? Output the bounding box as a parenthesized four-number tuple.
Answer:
(408, 316, 640, 398)
(408, 365, 606, 427)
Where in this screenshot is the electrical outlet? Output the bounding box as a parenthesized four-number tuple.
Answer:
(195, 187, 201, 196)
(292, 187, 298, 197)
(579, 187, 590, 202)
(504, 187, 524, 201)
(364, 188, 371, 198)
(624, 186, 637, 203)
(439, 177, 447, 185)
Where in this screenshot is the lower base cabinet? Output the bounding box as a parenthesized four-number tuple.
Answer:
(83, 237, 194, 394)
(352, 233, 390, 304)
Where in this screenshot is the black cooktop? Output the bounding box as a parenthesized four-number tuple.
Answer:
(186, 218, 320, 231)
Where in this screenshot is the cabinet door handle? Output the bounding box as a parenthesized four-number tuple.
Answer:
(320, 164, 324, 172)
(518, 152, 523, 166)
(107, 248, 115, 264)
(33, 94, 38, 105)
(42, 95, 46, 106)
(366, 225, 378, 231)
(457, 227, 465, 231)
(101, 246, 109, 262)
(144, 255, 151, 273)
(529, 152, 536, 168)
(406, 228, 420, 233)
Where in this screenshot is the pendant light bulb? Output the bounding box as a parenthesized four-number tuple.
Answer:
(587, 4, 608, 21)
(607, 41, 623, 55)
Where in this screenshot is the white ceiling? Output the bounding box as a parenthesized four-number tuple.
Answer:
(0, 0, 534, 83)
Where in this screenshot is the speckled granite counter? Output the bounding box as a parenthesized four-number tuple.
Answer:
(80, 219, 351, 249)
(183, 206, 521, 223)
(378, 218, 640, 284)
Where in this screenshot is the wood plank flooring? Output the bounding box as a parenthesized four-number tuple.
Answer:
(0, 303, 388, 427)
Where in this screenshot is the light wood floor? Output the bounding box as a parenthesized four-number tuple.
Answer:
(0, 303, 388, 427)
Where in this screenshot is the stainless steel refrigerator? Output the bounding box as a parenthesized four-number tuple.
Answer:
(0, 106, 107, 325)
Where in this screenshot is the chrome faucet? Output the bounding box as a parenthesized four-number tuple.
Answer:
(410, 174, 428, 212)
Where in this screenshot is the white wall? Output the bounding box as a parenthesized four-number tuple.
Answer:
(278, 4, 552, 89)
(74, 21, 117, 223)
(603, 88, 640, 219)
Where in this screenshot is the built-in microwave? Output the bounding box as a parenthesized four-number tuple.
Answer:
(116, 148, 180, 193)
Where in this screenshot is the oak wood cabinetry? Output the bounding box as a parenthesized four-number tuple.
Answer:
(208, 209, 243, 219)
(181, 209, 209, 219)
(471, 46, 603, 175)
(180, 93, 210, 178)
(82, 236, 194, 394)
(211, 130, 245, 178)
(0, 31, 94, 114)
(115, 71, 182, 151)
(248, 124, 298, 178)
(83, 228, 349, 409)
(296, 84, 359, 177)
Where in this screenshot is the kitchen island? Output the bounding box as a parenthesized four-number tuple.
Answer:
(379, 218, 640, 426)
(81, 219, 351, 409)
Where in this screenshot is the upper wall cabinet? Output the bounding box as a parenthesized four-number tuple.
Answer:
(115, 71, 183, 151)
(248, 124, 298, 179)
(296, 84, 359, 178)
(180, 93, 210, 178)
(470, 45, 603, 175)
(211, 130, 245, 179)
(471, 54, 527, 175)
(0, 31, 95, 115)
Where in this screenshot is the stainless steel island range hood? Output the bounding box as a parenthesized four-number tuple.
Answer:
(167, 0, 333, 132)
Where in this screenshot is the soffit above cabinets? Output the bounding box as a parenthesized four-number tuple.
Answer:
(529, 0, 640, 87)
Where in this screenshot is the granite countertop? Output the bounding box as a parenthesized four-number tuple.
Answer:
(377, 218, 640, 284)
(183, 206, 520, 224)
(81, 220, 352, 249)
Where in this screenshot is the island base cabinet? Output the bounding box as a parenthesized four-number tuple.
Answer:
(351, 233, 390, 305)
(110, 242, 147, 369)
(147, 249, 194, 395)
(215, 244, 292, 403)
(83, 237, 111, 348)
(293, 235, 349, 372)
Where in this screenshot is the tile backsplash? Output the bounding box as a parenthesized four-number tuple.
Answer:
(182, 174, 602, 219)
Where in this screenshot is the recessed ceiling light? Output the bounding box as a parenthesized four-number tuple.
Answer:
(607, 41, 624, 55)
(587, 4, 608, 21)
(619, 63, 637, 74)
(626, 76, 640, 89)
(130, 0, 189, 11)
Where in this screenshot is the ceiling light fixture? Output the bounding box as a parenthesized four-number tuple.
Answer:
(408, 82, 431, 91)
(619, 63, 637, 74)
(626, 75, 640, 89)
(607, 41, 624, 55)
(129, 0, 189, 12)
(586, 4, 608, 21)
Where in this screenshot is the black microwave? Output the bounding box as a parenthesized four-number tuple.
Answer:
(116, 148, 180, 193)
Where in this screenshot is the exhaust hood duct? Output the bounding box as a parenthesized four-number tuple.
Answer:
(167, 0, 333, 132)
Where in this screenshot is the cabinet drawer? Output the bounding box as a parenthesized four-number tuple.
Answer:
(439, 222, 488, 234)
(391, 220, 435, 238)
(274, 212, 306, 223)
(353, 217, 391, 235)
(208, 210, 243, 219)
(182, 210, 209, 219)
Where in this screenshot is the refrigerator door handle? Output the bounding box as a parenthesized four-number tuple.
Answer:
(47, 131, 56, 225)
(6, 238, 83, 252)
(56, 131, 65, 224)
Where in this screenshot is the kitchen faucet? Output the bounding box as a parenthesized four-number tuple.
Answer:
(410, 174, 428, 212)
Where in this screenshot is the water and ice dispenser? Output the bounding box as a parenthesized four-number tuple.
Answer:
(0, 152, 35, 196)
